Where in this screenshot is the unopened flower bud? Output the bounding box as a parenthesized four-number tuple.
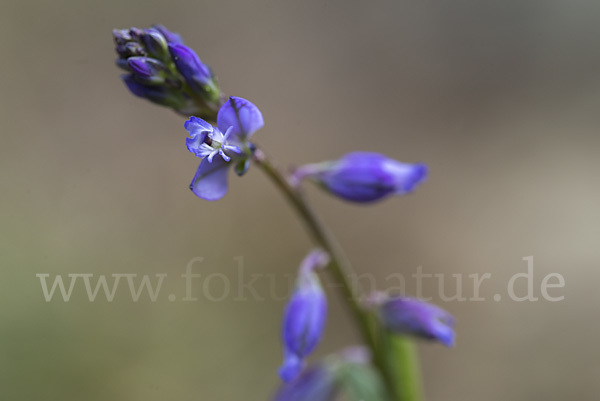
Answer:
(168, 43, 220, 105)
(140, 29, 169, 60)
(279, 250, 330, 382)
(151, 24, 184, 45)
(127, 57, 168, 85)
(295, 152, 428, 203)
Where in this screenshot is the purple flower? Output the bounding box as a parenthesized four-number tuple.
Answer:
(294, 152, 428, 203)
(279, 250, 330, 382)
(273, 364, 338, 401)
(186, 97, 264, 201)
(379, 296, 455, 347)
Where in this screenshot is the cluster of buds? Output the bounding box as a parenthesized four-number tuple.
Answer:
(113, 25, 222, 119)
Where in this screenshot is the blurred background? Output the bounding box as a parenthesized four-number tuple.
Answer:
(1, 0, 599, 400)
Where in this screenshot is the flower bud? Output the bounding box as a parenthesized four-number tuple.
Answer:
(295, 152, 428, 203)
(115, 42, 146, 59)
(151, 24, 184, 45)
(279, 250, 329, 382)
(140, 29, 169, 60)
(168, 44, 220, 103)
(127, 57, 169, 85)
(112, 28, 133, 45)
(127, 27, 144, 41)
(377, 295, 455, 347)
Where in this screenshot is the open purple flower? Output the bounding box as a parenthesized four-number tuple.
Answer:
(279, 250, 329, 382)
(378, 296, 456, 347)
(294, 152, 428, 203)
(185, 96, 264, 201)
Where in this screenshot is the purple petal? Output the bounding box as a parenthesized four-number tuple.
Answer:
(184, 116, 213, 136)
(217, 96, 264, 140)
(189, 157, 230, 201)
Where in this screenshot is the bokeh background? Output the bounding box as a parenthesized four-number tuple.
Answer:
(1, 0, 599, 400)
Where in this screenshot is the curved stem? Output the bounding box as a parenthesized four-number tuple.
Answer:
(253, 148, 371, 340)
(253, 147, 418, 400)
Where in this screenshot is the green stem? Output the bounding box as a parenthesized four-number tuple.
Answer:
(387, 335, 424, 401)
(253, 147, 422, 401)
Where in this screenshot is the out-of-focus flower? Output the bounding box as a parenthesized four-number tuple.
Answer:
(273, 364, 338, 401)
(113, 25, 221, 118)
(279, 250, 330, 382)
(184, 96, 264, 200)
(376, 295, 455, 347)
(294, 152, 428, 203)
(273, 346, 391, 401)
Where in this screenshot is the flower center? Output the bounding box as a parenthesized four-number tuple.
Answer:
(201, 126, 241, 163)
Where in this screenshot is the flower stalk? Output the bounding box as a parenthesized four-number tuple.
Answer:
(112, 23, 456, 401)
